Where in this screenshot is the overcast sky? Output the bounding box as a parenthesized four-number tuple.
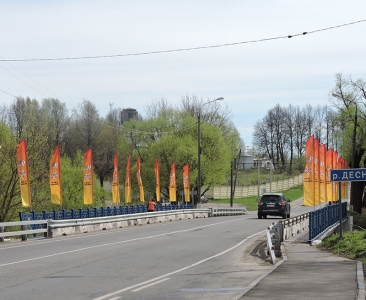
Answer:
(1, 1, 366, 145)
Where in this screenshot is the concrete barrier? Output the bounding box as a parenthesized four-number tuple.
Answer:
(48, 210, 209, 238)
(281, 213, 309, 241)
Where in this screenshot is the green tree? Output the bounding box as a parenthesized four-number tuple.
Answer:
(57, 151, 108, 210)
(0, 122, 19, 222)
(121, 110, 232, 201)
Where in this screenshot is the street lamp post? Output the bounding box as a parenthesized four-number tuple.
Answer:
(197, 97, 224, 208)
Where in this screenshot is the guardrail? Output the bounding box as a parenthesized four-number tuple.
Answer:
(0, 220, 48, 242)
(1, 207, 248, 241)
(209, 207, 248, 217)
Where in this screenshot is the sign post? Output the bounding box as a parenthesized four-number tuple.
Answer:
(330, 168, 366, 238)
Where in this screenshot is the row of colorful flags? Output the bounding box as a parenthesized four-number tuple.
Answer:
(303, 135, 349, 206)
(16, 140, 192, 208)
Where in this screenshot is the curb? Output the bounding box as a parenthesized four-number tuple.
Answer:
(230, 241, 286, 300)
(230, 258, 285, 300)
(356, 261, 365, 300)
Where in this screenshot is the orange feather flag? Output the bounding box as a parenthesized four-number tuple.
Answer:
(112, 153, 120, 204)
(319, 144, 326, 203)
(183, 164, 190, 202)
(125, 155, 132, 203)
(50, 145, 62, 206)
(16, 140, 31, 208)
(83, 149, 94, 205)
(303, 135, 314, 206)
(154, 159, 161, 202)
(136, 156, 144, 202)
(326, 148, 333, 204)
(169, 162, 177, 202)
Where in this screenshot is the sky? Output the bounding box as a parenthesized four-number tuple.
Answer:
(1, 1, 366, 145)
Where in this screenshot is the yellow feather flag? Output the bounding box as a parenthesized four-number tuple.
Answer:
(169, 162, 177, 202)
(136, 156, 144, 202)
(50, 145, 62, 206)
(303, 135, 314, 206)
(16, 140, 31, 208)
(125, 155, 132, 203)
(83, 149, 94, 205)
(112, 153, 120, 204)
(183, 164, 190, 202)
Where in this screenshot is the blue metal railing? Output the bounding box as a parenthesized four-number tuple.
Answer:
(308, 202, 347, 242)
(19, 203, 193, 222)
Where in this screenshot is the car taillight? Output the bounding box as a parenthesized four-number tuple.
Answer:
(279, 201, 286, 205)
(258, 202, 263, 205)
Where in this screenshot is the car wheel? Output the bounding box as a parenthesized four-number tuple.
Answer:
(287, 213, 290, 218)
(257, 213, 262, 219)
(282, 212, 287, 219)
(263, 214, 267, 219)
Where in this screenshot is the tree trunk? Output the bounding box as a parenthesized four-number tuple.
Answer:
(352, 181, 364, 213)
(351, 150, 365, 213)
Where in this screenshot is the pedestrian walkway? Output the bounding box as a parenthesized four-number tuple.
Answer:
(237, 231, 364, 300)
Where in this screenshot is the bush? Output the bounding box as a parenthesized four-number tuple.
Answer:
(348, 211, 366, 230)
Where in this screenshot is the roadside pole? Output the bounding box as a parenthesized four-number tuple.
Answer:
(338, 182, 342, 239)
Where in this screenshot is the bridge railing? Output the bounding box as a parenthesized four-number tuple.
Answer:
(19, 204, 193, 221)
(308, 202, 347, 242)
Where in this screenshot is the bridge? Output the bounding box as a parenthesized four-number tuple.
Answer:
(0, 200, 361, 300)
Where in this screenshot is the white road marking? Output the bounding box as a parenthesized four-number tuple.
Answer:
(92, 231, 263, 300)
(0, 217, 250, 267)
(0, 221, 173, 251)
(132, 277, 170, 292)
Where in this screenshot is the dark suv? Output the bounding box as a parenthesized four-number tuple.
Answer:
(257, 193, 290, 219)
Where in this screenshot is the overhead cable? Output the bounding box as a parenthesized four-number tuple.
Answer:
(0, 19, 365, 62)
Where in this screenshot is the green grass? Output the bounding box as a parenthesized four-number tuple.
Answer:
(319, 231, 366, 265)
(210, 184, 304, 211)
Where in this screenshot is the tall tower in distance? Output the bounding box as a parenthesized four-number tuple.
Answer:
(120, 108, 138, 124)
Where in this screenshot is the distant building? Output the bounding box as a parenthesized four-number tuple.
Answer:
(235, 155, 274, 170)
(253, 158, 274, 169)
(237, 155, 254, 170)
(120, 108, 138, 124)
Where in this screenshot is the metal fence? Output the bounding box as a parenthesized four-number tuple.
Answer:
(19, 204, 193, 221)
(308, 202, 347, 242)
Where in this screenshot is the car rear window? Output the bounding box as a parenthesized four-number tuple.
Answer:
(260, 195, 282, 202)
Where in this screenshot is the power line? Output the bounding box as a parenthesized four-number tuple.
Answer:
(0, 55, 62, 99)
(0, 89, 17, 98)
(1, 19, 365, 62)
(0, 63, 49, 97)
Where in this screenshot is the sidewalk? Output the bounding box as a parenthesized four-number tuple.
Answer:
(237, 230, 364, 300)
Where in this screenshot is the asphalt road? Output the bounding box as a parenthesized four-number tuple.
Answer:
(0, 200, 312, 300)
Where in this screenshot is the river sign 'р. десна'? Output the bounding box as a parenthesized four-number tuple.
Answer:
(330, 168, 366, 182)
